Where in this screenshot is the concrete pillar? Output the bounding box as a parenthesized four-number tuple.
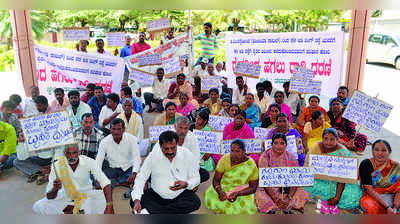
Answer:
(345, 10, 371, 95)
(10, 10, 37, 97)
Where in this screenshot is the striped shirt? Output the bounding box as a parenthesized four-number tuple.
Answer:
(194, 33, 218, 58)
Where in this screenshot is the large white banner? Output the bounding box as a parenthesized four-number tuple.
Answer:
(34, 45, 125, 97)
(225, 31, 345, 96)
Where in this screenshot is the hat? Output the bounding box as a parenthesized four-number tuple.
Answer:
(201, 58, 209, 64)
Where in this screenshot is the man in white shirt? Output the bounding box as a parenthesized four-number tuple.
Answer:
(263, 80, 278, 99)
(283, 81, 300, 121)
(232, 76, 248, 105)
(22, 85, 40, 117)
(96, 118, 141, 188)
(254, 82, 272, 114)
(144, 67, 170, 113)
(95, 39, 112, 56)
(33, 144, 114, 214)
(98, 93, 123, 130)
(191, 58, 209, 84)
(131, 130, 201, 214)
(215, 61, 227, 79)
(67, 90, 92, 130)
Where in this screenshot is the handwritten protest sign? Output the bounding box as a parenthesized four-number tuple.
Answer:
(129, 68, 155, 86)
(259, 167, 314, 187)
(221, 139, 262, 154)
(264, 135, 298, 156)
(343, 90, 393, 133)
(19, 111, 75, 152)
(254, 127, 272, 141)
(292, 66, 314, 81)
(147, 18, 171, 32)
(208, 116, 233, 131)
(34, 45, 125, 98)
(149, 125, 175, 142)
(193, 130, 223, 154)
(201, 77, 220, 93)
(125, 32, 191, 76)
(138, 54, 162, 67)
(235, 62, 261, 79)
(107, 32, 125, 47)
(63, 27, 90, 41)
(162, 57, 181, 78)
(308, 154, 358, 184)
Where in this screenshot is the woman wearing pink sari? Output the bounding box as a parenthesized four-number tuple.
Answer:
(176, 93, 196, 116)
(212, 109, 257, 166)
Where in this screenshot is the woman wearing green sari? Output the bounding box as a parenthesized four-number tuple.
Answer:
(305, 128, 363, 210)
(189, 108, 215, 172)
(204, 139, 259, 214)
(153, 101, 182, 126)
(303, 110, 331, 153)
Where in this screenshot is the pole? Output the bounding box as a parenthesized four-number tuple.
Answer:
(51, 148, 59, 179)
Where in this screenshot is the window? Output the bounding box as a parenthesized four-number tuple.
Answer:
(384, 36, 398, 46)
(369, 34, 383, 44)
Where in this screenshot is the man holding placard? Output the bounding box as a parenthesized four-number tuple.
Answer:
(144, 68, 169, 113)
(34, 96, 56, 115)
(33, 144, 114, 214)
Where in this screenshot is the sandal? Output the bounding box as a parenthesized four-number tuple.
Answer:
(36, 175, 47, 185)
(27, 173, 39, 183)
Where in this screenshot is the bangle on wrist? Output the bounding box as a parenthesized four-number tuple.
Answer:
(106, 202, 113, 206)
(215, 185, 221, 191)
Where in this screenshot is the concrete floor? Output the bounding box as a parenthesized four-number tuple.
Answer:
(0, 110, 399, 215)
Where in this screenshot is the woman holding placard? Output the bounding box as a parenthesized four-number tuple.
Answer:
(305, 128, 362, 210)
(255, 133, 310, 214)
(153, 101, 182, 126)
(266, 113, 305, 166)
(359, 139, 400, 214)
(327, 98, 367, 153)
(261, 103, 281, 129)
(302, 110, 331, 153)
(204, 139, 259, 214)
(240, 93, 262, 130)
(296, 95, 329, 135)
(164, 73, 199, 109)
(176, 93, 196, 116)
(212, 109, 257, 166)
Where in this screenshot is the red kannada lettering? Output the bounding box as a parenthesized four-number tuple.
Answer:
(37, 67, 47, 82)
(310, 58, 332, 77)
(289, 61, 307, 73)
(263, 59, 285, 74)
(95, 80, 113, 94)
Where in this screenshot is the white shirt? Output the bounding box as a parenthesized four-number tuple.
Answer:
(96, 132, 141, 173)
(266, 87, 278, 102)
(132, 146, 200, 200)
(191, 65, 208, 84)
(46, 155, 110, 199)
(254, 94, 272, 114)
(232, 88, 246, 105)
(98, 104, 123, 129)
(284, 92, 300, 115)
(152, 78, 170, 99)
(95, 50, 113, 56)
(215, 69, 228, 79)
(22, 98, 38, 117)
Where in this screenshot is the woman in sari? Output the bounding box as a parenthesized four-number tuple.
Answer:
(266, 113, 305, 166)
(266, 91, 293, 123)
(256, 133, 310, 214)
(302, 110, 331, 153)
(296, 95, 329, 135)
(176, 93, 196, 117)
(328, 98, 367, 153)
(212, 110, 257, 166)
(153, 101, 182, 126)
(227, 104, 240, 118)
(218, 98, 231, 117)
(164, 73, 199, 108)
(305, 128, 363, 209)
(189, 108, 216, 172)
(359, 139, 400, 214)
(204, 139, 258, 214)
(240, 93, 262, 130)
(261, 103, 281, 129)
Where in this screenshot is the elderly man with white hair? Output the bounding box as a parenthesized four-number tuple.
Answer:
(32, 144, 114, 214)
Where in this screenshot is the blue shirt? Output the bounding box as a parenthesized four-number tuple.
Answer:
(87, 95, 107, 123)
(120, 45, 132, 72)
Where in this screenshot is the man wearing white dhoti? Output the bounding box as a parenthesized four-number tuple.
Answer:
(32, 144, 114, 214)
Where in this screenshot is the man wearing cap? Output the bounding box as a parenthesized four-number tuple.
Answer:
(191, 58, 209, 84)
(120, 35, 133, 83)
(131, 32, 151, 55)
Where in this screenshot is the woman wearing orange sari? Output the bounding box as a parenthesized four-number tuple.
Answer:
(296, 95, 329, 135)
(359, 139, 400, 214)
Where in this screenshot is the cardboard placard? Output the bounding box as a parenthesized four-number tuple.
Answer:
(221, 139, 262, 154)
(264, 135, 298, 156)
(234, 62, 261, 79)
(308, 154, 358, 184)
(193, 130, 223, 154)
(138, 54, 162, 67)
(208, 116, 233, 132)
(254, 127, 272, 141)
(129, 68, 155, 86)
(107, 32, 125, 47)
(343, 90, 393, 133)
(162, 57, 181, 78)
(149, 125, 175, 142)
(63, 27, 90, 41)
(147, 18, 171, 33)
(201, 77, 220, 94)
(19, 111, 75, 152)
(259, 167, 314, 187)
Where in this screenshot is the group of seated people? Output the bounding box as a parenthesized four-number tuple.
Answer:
(0, 62, 399, 215)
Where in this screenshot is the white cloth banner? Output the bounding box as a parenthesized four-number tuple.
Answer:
(225, 31, 345, 96)
(34, 45, 125, 97)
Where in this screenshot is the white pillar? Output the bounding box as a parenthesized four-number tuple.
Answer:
(10, 9, 37, 97)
